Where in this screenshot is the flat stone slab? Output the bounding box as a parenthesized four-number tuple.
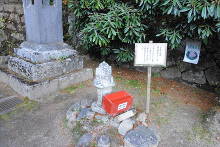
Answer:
(77, 133, 93, 147)
(97, 135, 110, 147)
(124, 126, 160, 147)
(8, 56, 83, 82)
(14, 47, 76, 63)
(116, 109, 136, 122)
(14, 42, 78, 63)
(0, 67, 93, 101)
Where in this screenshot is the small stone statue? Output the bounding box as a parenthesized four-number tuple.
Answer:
(93, 61, 115, 88)
(92, 61, 115, 114)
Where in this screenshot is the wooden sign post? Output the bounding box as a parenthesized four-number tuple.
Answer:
(134, 41, 167, 114)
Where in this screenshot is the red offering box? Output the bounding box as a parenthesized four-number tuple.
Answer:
(102, 91, 133, 116)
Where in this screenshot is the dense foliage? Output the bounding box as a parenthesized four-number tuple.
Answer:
(68, 0, 220, 64)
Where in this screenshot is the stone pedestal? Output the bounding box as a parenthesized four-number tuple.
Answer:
(0, 0, 93, 101)
(8, 42, 84, 82)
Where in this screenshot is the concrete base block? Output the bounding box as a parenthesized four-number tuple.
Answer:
(0, 68, 93, 101)
(8, 56, 83, 82)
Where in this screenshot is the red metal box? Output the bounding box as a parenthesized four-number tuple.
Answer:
(102, 91, 133, 116)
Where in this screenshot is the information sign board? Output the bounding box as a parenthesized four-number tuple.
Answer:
(134, 43, 167, 67)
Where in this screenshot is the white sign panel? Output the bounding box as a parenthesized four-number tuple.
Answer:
(183, 41, 201, 64)
(134, 43, 167, 67)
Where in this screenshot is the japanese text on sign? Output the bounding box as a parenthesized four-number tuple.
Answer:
(134, 43, 167, 67)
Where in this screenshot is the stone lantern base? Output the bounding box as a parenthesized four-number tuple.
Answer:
(0, 42, 93, 101)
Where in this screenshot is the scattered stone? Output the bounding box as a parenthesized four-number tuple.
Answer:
(109, 118, 120, 128)
(67, 103, 81, 113)
(86, 111, 95, 120)
(95, 115, 109, 124)
(118, 119, 134, 136)
(91, 102, 106, 114)
(97, 135, 111, 147)
(76, 133, 93, 147)
(136, 112, 148, 127)
(182, 70, 206, 84)
(82, 121, 93, 132)
(77, 108, 92, 120)
(116, 109, 136, 122)
(124, 126, 160, 147)
(66, 103, 80, 120)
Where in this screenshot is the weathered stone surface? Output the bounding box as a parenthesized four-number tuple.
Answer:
(97, 135, 110, 147)
(7, 23, 16, 31)
(116, 109, 136, 122)
(67, 103, 81, 114)
(95, 115, 109, 124)
(205, 66, 220, 86)
(77, 108, 95, 120)
(177, 62, 191, 72)
(118, 119, 134, 136)
(182, 70, 206, 84)
(136, 112, 148, 127)
(0, 30, 7, 42)
(109, 118, 120, 128)
(14, 43, 77, 63)
(91, 102, 106, 114)
(3, 4, 16, 12)
(0, 68, 93, 101)
(0, 56, 9, 67)
(77, 108, 92, 120)
(11, 32, 24, 40)
(93, 61, 115, 89)
(124, 126, 160, 147)
(93, 62, 115, 109)
(77, 133, 93, 147)
(8, 56, 83, 81)
(161, 67, 181, 79)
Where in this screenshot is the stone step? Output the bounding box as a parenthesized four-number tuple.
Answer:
(0, 67, 93, 101)
(8, 55, 84, 82)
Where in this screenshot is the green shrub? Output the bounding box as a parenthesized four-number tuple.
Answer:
(68, 0, 220, 64)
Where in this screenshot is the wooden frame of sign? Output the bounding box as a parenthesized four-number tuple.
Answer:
(134, 41, 167, 115)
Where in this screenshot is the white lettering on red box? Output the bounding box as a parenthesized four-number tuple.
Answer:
(118, 102, 128, 110)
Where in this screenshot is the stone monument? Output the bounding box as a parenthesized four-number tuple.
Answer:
(0, 0, 93, 101)
(92, 61, 115, 114)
